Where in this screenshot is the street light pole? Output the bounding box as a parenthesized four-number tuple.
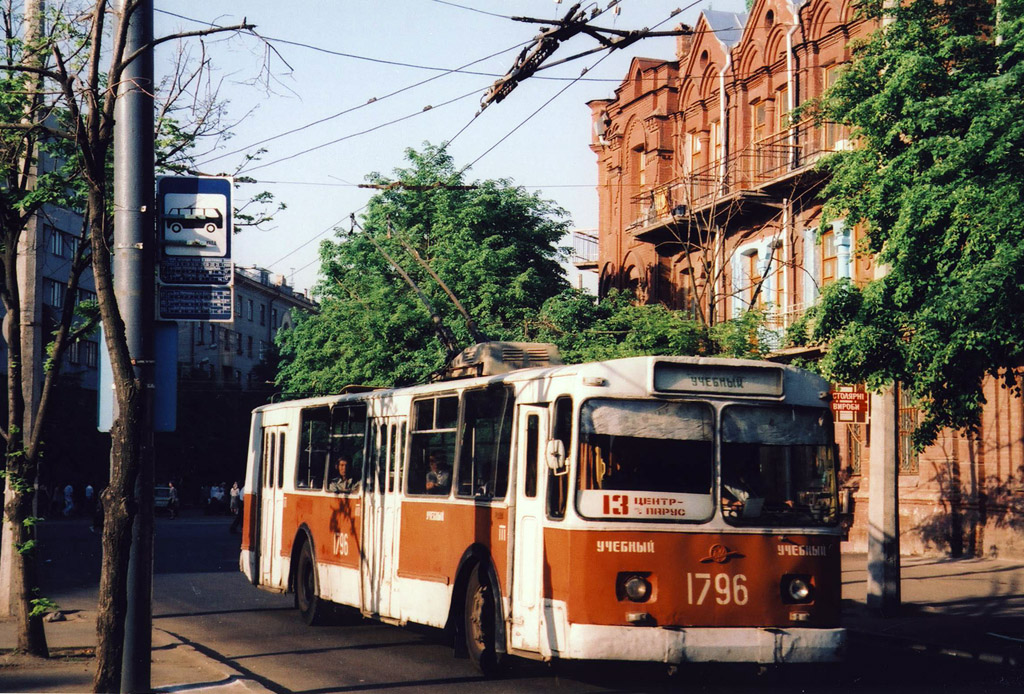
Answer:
(113, 0, 155, 690)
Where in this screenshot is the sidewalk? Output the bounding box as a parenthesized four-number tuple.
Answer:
(841, 553, 1024, 668)
(2, 552, 1023, 691)
(0, 603, 274, 693)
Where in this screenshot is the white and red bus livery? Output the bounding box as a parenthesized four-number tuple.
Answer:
(240, 348, 845, 671)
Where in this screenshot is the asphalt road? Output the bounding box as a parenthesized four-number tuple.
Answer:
(36, 513, 1024, 693)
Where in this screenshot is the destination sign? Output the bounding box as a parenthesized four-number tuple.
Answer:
(577, 490, 713, 521)
(653, 363, 783, 397)
(158, 285, 233, 322)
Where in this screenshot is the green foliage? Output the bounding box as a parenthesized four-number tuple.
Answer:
(709, 308, 773, 359)
(29, 595, 59, 619)
(815, 0, 1024, 445)
(532, 289, 711, 363)
(276, 144, 570, 392)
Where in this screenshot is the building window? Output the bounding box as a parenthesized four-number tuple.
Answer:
(259, 303, 266, 326)
(236, 333, 243, 355)
(271, 308, 278, 327)
(709, 121, 721, 165)
(752, 101, 767, 144)
(846, 423, 865, 476)
(898, 384, 920, 475)
(247, 335, 253, 357)
(77, 288, 96, 305)
(821, 229, 837, 288)
(236, 297, 243, 318)
(776, 86, 790, 132)
(747, 251, 763, 309)
(259, 340, 268, 360)
(196, 324, 204, 345)
(823, 64, 844, 149)
(247, 299, 254, 321)
(45, 279, 63, 308)
(687, 131, 700, 172)
(68, 341, 81, 364)
(209, 324, 216, 344)
(48, 227, 63, 256)
(84, 341, 98, 368)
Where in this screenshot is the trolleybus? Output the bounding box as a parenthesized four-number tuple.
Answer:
(240, 345, 845, 671)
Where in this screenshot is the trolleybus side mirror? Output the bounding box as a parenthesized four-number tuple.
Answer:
(546, 439, 567, 476)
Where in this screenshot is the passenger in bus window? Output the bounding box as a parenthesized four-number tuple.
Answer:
(425, 452, 451, 494)
(328, 455, 359, 493)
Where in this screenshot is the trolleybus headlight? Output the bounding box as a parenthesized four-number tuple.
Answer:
(620, 574, 652, 602)
(782, 574, 814, 603)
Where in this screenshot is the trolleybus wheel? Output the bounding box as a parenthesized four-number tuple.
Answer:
(464, 566, 503, 676)
(295, 542, 327, 626)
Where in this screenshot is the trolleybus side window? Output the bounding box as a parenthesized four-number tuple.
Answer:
(547, 396, 572, 519)
(456, 385, 513, 500)
(277, 433, 286, 488)
(297, 408, 330, 490)
(720, 405, 838, 527)
(576, 400, 714, 521)
(329, 404, 366, 493)
(408, 395, 457, 496)
(525, 414, 539, 498)
(264, 431, 276, 487)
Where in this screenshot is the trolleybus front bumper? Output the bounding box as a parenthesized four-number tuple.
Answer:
(559, 624, 846, 664)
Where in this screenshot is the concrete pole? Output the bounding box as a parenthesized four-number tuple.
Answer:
(113, 1, 154, 690)
(864, 0, 904, 623)
(867, 380, 901, 615)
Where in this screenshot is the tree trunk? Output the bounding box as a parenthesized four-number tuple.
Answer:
(4, 477, 47, 657)
(92, 388, 142, 693)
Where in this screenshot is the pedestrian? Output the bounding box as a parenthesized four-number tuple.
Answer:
(229, 483, 243, 534)
(91, 487, 104, 534)
(167, 481, 179, 520)
(85, 483, 95, 517)
(63, 482, 74, 517)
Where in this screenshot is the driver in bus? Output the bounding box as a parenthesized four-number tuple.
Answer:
(721, 461, 764, 517)
(328, 454, 359, 493)
(425, 452, 451, 494)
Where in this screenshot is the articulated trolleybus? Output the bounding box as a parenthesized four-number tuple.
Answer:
(240, 344, 845, 671)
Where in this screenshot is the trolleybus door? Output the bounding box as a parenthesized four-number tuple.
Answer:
(362, 417, 401, 617)
(379, 419, 406, 618)
(258, 425, 287, 588)
(510, 405, 547, 652)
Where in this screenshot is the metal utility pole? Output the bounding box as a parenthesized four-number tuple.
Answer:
(113, 0, 155, 690)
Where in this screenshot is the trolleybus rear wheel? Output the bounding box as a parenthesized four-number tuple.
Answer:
(464, 567, 502, 676)
(296, 542, 327, 626)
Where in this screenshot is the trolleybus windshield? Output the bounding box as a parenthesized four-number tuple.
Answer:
(575, 399, 714, 521)
(720, 405, 838, 527)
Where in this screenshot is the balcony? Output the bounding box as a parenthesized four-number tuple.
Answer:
(627, 120, 849, 242)
(571, 229, 599, 271)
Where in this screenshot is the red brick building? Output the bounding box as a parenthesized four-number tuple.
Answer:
(586, 0, 1024, 558)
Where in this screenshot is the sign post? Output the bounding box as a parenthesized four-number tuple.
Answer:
(156, 176, 234, 322)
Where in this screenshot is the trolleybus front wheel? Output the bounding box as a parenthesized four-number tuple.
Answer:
(463, 566, 503, 676)
(295, 542, 328, 626)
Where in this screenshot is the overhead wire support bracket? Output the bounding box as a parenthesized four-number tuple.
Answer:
(481, 2, 691, 111)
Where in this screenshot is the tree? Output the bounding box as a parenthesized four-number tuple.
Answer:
(276, 144, 570, 393)
(0, 0, 256, 686)
(809, 0, 1024, 445)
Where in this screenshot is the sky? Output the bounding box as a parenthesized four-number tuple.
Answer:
(153, 0, 747, 297)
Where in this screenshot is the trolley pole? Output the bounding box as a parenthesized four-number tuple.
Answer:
(113, 0, 155, 691)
